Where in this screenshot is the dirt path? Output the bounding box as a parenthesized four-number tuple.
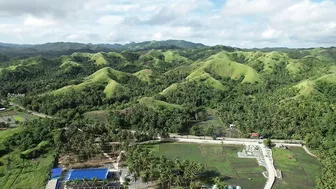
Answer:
(303, 146, 316, 157)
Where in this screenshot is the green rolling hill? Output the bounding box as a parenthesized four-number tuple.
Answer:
(52, 67, 131, 98)
(138, 97, 183, 110)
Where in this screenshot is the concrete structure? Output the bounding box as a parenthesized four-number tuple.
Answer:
(45, 179, 58, 189)
(0, 108, 6, 111)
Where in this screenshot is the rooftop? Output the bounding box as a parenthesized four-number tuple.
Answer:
(65, 168, 108, 181)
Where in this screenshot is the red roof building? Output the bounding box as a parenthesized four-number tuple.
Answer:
(251, 133, 259, 137)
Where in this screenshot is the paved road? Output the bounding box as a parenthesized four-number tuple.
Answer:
(303, 146, 316, 157)
(171, 137, 302, 189)
(169, 133, 303, 144)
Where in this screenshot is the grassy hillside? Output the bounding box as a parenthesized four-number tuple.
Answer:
(294, 80, 317, 96)
(53, 67, 130, 98)
(138, 97, 183, 110)
(293, 73, 336, 97)
(187, 52, 261, 83)
(133, 69, 153, 82)
(163, 50, 190, 63)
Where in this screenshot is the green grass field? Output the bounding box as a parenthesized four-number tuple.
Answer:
(272, 147, 322, 189)
(0, 128, 55, 189)
(83, 110, 110, 124)
(150, 143, 266, 189)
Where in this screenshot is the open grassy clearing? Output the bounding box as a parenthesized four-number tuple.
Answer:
(150, 143, 266, 189)
(272, 147, 322, 189)
(138, 97, 183, 110)
(191, 109, 240, 138)
(0, 127, 23, 143)
(83, 110, 110, 124)
(133, 69, 153, 82)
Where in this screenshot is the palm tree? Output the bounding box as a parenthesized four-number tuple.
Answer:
(73, 178, 80, 187)
(102, 179, 108, 186)
(91, 177, 98, 186)
(214, 177, 227, 189)
(82, 177, 89, 187)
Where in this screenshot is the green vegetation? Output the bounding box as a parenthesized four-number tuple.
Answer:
(1, 42, 336, 188)
(150, 143, 266, 189)
(187, 52, 261, 84)
(273, 147, 322, 189)
(0, 127, 22, 143)
(83, 110, 109, 124)
(128, 145, 204, 188)
(133, 69, 153, 82)
(53, 67, 130, 98)
(0, 119, 60, 189)
(138, 97, 183, 110)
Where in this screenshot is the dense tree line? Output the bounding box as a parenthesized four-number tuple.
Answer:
(110, 104, 207, 134)
(127, 146, 204, 188)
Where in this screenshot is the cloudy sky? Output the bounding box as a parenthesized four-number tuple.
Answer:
(0, 0, 335, 48)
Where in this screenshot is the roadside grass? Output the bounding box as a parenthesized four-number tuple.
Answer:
(150, 143, 266, 189)
(272, 147, 322, 189)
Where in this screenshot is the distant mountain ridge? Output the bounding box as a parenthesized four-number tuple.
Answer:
(0, 40, 206, 58)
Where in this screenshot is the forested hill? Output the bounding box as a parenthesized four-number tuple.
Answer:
(1, 45, 336, 188)
(0, 40, 206, 58)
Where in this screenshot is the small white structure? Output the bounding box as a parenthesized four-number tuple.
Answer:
(45, 179, 58, 189)
(0, 108, 6, 111)
(229, 124, 236, 130)
(236, 186, 242, 189)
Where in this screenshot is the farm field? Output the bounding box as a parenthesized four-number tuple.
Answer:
(272, 147, 322, 189)
(150, 143, 266, 189)
(0, 110, 36, 127)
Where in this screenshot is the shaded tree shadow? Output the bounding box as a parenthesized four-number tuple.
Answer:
(199, 170, 221, 184)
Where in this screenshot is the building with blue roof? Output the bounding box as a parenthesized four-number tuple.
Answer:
(65, 168, 108, 181)
(51, 167, 62, 179)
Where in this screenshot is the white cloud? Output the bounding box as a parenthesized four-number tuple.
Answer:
(222, 0, 297, 16)
(0, 0, 335, 47)
(261, 27, 283, 39)
(97, 15, 124, 25)
(153, 32, 163, 40)
(23, 15, 58, 27)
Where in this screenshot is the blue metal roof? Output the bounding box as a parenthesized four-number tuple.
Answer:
(51, 168, 62, 179)
(65, 168, 108, 181)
